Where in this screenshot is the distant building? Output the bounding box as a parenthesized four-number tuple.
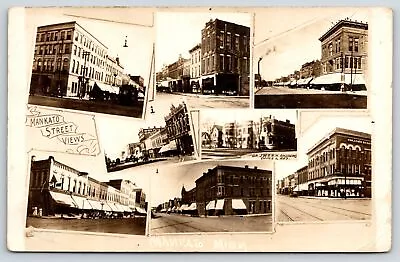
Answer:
(200, 19, 250, 95)
(189, 44, 202, 93)
(207, 116, 296, 151)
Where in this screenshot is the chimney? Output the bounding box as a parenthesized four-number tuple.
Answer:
(245, 165, 249, 169)
(254, 166, 258, 170)
(31, 155, 36, 162)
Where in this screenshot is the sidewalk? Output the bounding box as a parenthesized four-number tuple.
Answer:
(172, 92, 250, 99)
(298, 196, 371, 200)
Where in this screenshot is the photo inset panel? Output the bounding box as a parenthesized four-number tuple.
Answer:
(96, 100, 198, 174)
(150, 160, 274, 234)
(26, 151, 149, 236)
(155, 11, 252, 108)
(200, 109, 297, 159)
(26, 8, 154, 118)
(275, 111, 372, 222)
(253, 8, 369, 108)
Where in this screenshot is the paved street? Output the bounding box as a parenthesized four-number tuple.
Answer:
(26, 216, 146, 235)
(29, 95, 144, 118)
(277, 195, 372, 222)
(156, 92, 249, 108)
(254, 86, 367, 108)
(150, 213, 272, 234)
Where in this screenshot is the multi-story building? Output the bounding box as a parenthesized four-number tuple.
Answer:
(27, 156, 146, 217)
(307, 127, 371, 198)
(209, 125, 223, 148)
(194, 165, 272, 216)
(313, 19, 368, 90)
(164, 102, 194, 156)
(200, 19, 250, 95)
(30, 21, 114, 99)
(236, 120, 258, 149)
(222, 122, 237, 148)
(181, 186, 196, 205)
(105, 56, 124, 87)
(259, 116, 296, 150)
(189, 43, 202, 93)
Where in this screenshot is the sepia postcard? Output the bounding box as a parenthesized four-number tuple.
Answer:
(7, 6, 392, 252)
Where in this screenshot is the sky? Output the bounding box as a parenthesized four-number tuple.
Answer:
(150, 159, 274, 207)
(25, 7, 154, 84)
(275, 111, 372, 181)
(155, 11, 251, 72)
(200, 109, 297, 132)
(253, 7, 369, 81)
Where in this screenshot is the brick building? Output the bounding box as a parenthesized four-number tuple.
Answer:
(164, 102, 194, 156)
(200, 19, 250, 95)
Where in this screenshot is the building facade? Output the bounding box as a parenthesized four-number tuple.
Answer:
(164, 102, 194, 156)
(29, 21, 134, 100)
(278, 128, 371, 198)
(27, 156, 146, 217)
(194, 165, 273, 216)
(200, 19, 250, 95)
(189, 44, 202, 93)
(259, 116, 296, 150)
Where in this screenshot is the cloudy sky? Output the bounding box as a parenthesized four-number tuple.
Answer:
(25, 8, 154, 84)
(150, 159, 274, 207)
(155, 11, 251, 72)
(254, 7, 369, 81)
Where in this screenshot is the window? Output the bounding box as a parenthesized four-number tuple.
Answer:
(329, 43, 333, 56)
(66, 31, 72, 40)
(219, 31, 224, 49)
(354, 38, 359, 52)
(227, 55, 232, 71)
(338, 38, 341, 52)
(219, 54, 224, 71)
(243, 36, 248, 50)
(349, 37, 354, 51)
(235, 35, 240, 51)
(226, 32, 231, 49)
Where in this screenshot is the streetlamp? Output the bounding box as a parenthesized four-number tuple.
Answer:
(81, 51, 91, 99)
(123, 36, 128, 48)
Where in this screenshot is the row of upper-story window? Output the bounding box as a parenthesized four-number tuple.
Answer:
(33, 57, 69, 72)
(202, 31, 248, 54)
(71, 59, 104, 82)
(201, 54, 249, 74)
(323, 56, 363, 73)
(36, 29, 108, 59)
(72, 45, 106, 69)
(323, 36, 363, 57)
(309, 147, 371, 168)
(191, 50, 201, 64)
(308, 162, 366, 181)
(200, 185, 271, 199)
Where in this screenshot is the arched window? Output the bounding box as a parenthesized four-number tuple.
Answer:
(75, 61, 79, 74)
(71, 60, 75, 73)
(37, 58, 42, 71)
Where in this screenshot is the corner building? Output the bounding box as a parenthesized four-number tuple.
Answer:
(307, 128, 371, 198)
(200, 19, 250, 95)
(194, 165, 272, 216)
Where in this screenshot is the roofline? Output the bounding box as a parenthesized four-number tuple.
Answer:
(37, 21, 108, 49)
(307, 127, 371, 154)
(319, 19, 368, 42)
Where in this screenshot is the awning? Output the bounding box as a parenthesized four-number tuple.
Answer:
(102, 202, 113, 212)
(121, 205, 132, 212)
(215, 199, 224, 210)
(160, 208, 167, 212)
(94, 82, 119, 94)
(293, 183, 308, 191)
(87, 199, 103, 210)
(311, 73, 366, 85)
(135, 207, 147, 215)
(159, 141, 177, 153)
(70, 195, 86, 210)
(232, 199, 247, 210)
(206, 200, 216, 210)
(188, 203, 197, 210)
(49, 191, 76, 208)
(297, 77, 313, 85)
(180, 204, 189, 211)
(113, 203, 125, 212)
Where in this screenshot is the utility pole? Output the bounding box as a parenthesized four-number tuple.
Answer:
(81, 51, 91, 99)
(58, 35, 64, 97)
(340, 51, 345, 92)
(257, 57, 263, 89)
